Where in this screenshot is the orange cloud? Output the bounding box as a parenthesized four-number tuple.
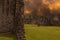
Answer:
(24, 9, 31, 14)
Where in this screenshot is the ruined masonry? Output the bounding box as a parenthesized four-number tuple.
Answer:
(0, 0, 26, 40)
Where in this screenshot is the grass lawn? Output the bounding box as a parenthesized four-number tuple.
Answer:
(24, 24, 60, 40)
(0, 24, 60, 40)
(0, 34, 16, 40)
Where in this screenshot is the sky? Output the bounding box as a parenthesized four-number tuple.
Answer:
(24, 0, 60, 14)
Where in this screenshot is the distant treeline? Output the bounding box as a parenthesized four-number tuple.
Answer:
(24, 13, 60, 26)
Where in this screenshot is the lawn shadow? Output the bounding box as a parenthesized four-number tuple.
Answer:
(0, 33, 16, 40)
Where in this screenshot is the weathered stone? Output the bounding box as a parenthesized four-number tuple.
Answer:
(0, 0, 26, 40)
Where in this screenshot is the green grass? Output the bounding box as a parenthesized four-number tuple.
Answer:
(0, 24, 60, 40)
(24, 24, 60, 40)
(0, 34, 16, 40)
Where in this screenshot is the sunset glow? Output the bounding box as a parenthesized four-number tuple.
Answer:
(24, 0, 60, 14)
(24, 9, 31, 14)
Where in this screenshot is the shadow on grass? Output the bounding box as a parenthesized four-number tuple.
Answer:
(0, 34, 16, 40)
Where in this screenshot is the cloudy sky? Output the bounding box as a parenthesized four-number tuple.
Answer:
(24, 0, 60, 14)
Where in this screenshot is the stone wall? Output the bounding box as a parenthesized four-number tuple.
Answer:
(0, 0, 26, 40)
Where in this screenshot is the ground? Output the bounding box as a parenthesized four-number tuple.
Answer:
(0, 24, 60, 40)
